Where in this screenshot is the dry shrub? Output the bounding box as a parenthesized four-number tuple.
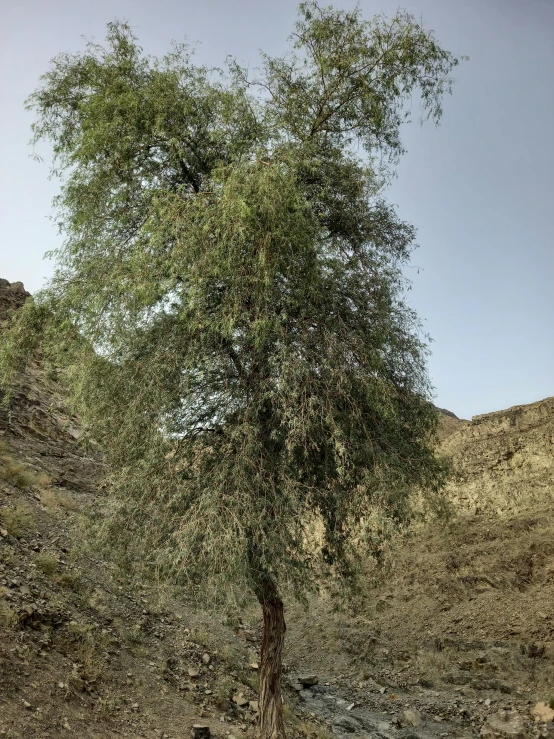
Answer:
(218, 642, 242, 670)
(65, 621, 106, 691)
(39, 488, 60, 510)
(0, 543, 15, 564)
(0, 446, 51, 489)
(415, 647, 452, 678)
(193, 627, 217, 651)
(88, 588, 109, 614)
(0, 505, 36, 538)
(40, 488, 79, 511)
(57, 569, 83, 591)
(0, 589, 17, 628)
(238, 668, 259, 692)
(214, 675, 235, 709)
(35, 551, 58, 575)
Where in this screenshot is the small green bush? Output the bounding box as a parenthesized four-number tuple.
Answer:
(36, 551, 58, 575)
(0, 543, 15, 564)
(57, 569, 82, 591)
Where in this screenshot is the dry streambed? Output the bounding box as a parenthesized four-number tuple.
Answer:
(289, 671, 550, 739)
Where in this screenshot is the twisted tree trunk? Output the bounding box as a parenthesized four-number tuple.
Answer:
(259, 596, 286, 739)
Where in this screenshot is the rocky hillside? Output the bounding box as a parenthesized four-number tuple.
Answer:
(1, 278, 554, 739)
(440, 398, 554, 516)
(0, 279, 273, 739)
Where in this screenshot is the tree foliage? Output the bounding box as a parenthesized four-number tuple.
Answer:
(1, 3, 460, 603)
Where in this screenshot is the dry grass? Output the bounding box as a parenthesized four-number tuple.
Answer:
(237, 668, 259, 693)
(0, 504, 36, 538)
(40, 488, 79, 511)
(214, 674, 235, 709)
(192, 627, 218, 651)
(0, 444, 51, 490)
(218, 642, 243, 671)
(414, 647, 453, 681)
(65, 621, 106, 692)
(0, 588, 17, 628)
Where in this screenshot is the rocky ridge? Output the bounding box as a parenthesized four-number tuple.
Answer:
(441, 398, 554, 515)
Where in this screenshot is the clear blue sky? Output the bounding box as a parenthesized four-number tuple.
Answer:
(1, 0, 552, 419)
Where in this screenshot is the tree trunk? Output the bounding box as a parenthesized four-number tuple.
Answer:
(259, 596, 286, 739)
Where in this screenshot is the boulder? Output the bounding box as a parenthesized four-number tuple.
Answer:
(402, 709, 422, 727)
(297, 675, 318, 687)
(332, 715, 360, 733)
(480, 710, 526, 739)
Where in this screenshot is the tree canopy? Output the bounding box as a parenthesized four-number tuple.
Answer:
(2, 1, 460, 599)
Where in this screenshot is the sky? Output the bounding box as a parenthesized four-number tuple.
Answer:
(1, 0, 553, 420)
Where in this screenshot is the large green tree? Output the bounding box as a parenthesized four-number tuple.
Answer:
(1, 4, 460, 737)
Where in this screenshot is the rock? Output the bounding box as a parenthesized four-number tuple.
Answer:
(0, 528, 8, 537)
(480, 710, 526, 738)
(332, 715, 360, 733)
(249, 662, 259, 670)
(402, 709, 422, 727)
(531, 702, 554, 723)
(188, 668, 200, 677)
(192, 725, 211, 739)
(298, 674, 318, 687)
(233, 693, 249, 708)
(202, 653, 211, 665)
(248, 700, 259, 712)
(19, 584, 31, 596)
(23, 700, 32, 709)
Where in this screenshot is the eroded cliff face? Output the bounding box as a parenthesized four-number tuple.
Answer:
(0, 279, 101, 493)
(441, 397, 554, 515)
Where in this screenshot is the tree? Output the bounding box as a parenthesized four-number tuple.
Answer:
(1, 5, 460, 738)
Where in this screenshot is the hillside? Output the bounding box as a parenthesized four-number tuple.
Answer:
(1, 278, 553, 739)
(442, 398, 554, 515)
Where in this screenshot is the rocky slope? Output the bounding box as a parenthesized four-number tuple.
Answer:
(441, 398, 554, 516)
(0, 280, 270, 738)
